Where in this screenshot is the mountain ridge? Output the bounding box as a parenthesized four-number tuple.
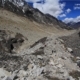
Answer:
(67, 22, 80, 29)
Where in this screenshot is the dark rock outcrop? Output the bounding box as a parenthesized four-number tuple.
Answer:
(0, 30, 25, 54)
(77, 60, 80, 67)
(0, 30, 28, 71)
(30, 37, 47, 48)
(78, 32, 80, 37)
(0, 0, 72, 30)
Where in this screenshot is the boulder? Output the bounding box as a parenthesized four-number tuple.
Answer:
(0, 68, 11, 79)
(37, 55, 43, 60)
(77, 60, 80, 67)
(0, 30, 26, 53)
(67, 48, 73, 53)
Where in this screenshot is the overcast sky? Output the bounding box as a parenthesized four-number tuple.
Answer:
(25, 0, 80, 23)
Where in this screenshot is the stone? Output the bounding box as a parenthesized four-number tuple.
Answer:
(28, 64, 33, 70)
(37, 55, 43, 60)
(49, 59, 55, 66)
(1, 76, 7, 80)
(76, 57, 80, 60)
(57, 64, 63, 68)
(18, 70, 27, 77)
(77, 60, 80, 67)
(52, 49, 56, 53)
(67, 48, 73, 53)
(69, 76, 75, 80)
(33, 67, 44, 77)
(0, 68, 11, 78)
(5, 77, 12, 80)
(58, 39, 64, 43)
(61, 56, 67, 60)
(8, 72, 18, 80)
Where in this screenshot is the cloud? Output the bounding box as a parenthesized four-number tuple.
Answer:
(60, 3, 65, 9)
(32, 0, 65, 18)
(66, 8, 71, 13)
(63, 16, 80, 23)
(75, 4, 80, 6)
(74, 7, 80, 10)
(74, 4, 80, 10)
(59, 14, 66, 17)
(59, 8, 71, 18)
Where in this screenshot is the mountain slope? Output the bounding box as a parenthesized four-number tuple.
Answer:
(0, 0, 71, 30)
(1, 8, 74, 48)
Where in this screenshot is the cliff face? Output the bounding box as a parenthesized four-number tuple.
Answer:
(0, 0, 71, 29)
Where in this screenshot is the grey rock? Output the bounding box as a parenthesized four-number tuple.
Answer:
(6, 77, 12, 80)
(67, 48, 73, 53)
(77, 60, 80, 67)
(37, 55, 43, 60)
(0, 68, 11, 78)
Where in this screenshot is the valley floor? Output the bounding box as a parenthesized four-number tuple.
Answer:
(0, 8, 76, 47)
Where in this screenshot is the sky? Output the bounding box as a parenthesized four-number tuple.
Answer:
(25, 0, 80, 23)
